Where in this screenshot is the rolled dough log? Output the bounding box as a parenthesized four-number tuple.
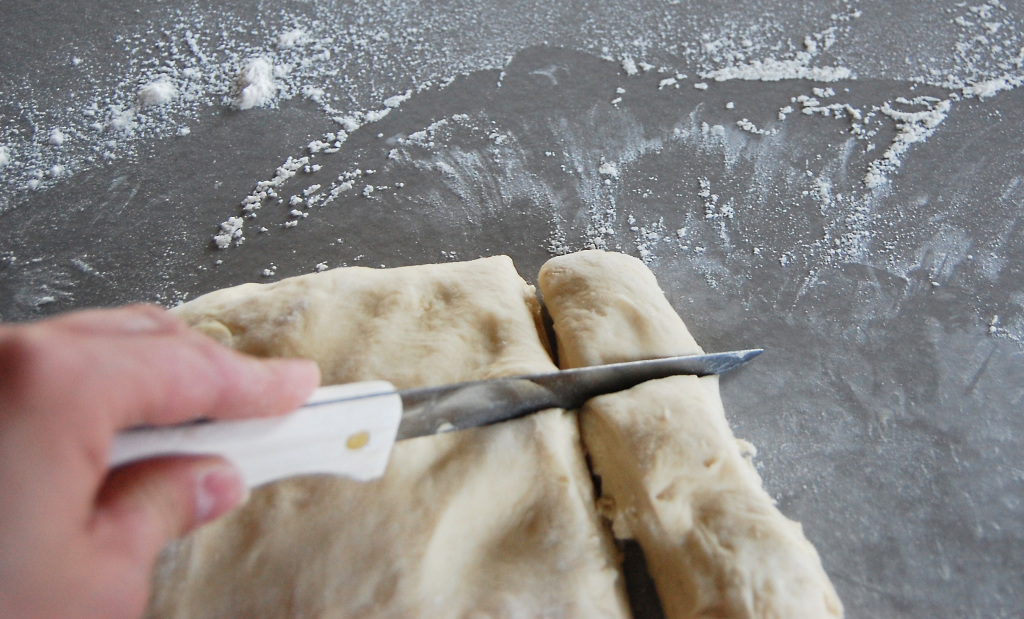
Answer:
(148, 256, 629, 618)
(539, 250, 843, 619)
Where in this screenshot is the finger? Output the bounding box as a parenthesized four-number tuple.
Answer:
(0, 308, 320, 524)
(47, 304, 185, 337)
(107, 336, 323, 429)
(2, 309, 321, 432)
(91, 456, 246, 564)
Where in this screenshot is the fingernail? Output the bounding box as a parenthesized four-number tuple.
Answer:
(118, 312, 169, 334)
(62, 305, 178, 335)
(194, 463, 245, 525)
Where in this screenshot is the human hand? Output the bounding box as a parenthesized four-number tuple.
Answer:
(0, 305, 320, 619)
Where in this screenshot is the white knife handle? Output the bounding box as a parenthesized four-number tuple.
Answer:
(109, 381, 402, 488)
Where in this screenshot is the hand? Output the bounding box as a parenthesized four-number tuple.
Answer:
(0, 305, 320, 619)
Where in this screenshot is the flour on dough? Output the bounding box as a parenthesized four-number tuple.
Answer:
(148, 256, 628, 618)
(539, 250, 843, 619)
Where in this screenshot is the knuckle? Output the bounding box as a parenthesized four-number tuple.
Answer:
(100, 460, 198, 556)
(0, 329, 57, 408)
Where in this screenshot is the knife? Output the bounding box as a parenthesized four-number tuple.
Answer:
(110, 349, 762, 488)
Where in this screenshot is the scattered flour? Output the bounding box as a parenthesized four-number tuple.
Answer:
(213, 217, 244, 249)
(698, 177, 734, 221)
(234, 58, 277, 110)
(277, 28, 308, 49)
(864, 97, 951, 188)
(962, 75, 1023, 99)
(0, 0, 1014, 214)
(702, 58, 852, 83)
(795, 95, 863, 121)
(0, 0, 1021, 306)
(363, 108, 392, 123)
(598, 161, 620, 178)
(384, 91, 413, 108)
(138, 78, 178, 107)
(736, 118, 778, 136)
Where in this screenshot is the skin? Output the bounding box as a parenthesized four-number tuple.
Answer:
(0, 305, 321, 619)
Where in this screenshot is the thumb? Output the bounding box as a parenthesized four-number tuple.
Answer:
(92, 456, 246, 563)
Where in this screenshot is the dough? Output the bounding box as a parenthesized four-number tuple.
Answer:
(539, 250, 843, 619)
(148, 256, 629, 618)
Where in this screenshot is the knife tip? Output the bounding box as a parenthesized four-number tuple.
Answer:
(743, 348, 765, 360)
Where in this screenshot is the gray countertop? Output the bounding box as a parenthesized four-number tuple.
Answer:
(2, 1, 1023, 616)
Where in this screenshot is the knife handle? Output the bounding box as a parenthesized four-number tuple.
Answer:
(109, 381, 403, 488)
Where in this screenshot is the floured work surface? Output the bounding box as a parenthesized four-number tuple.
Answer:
(149, 250, 839, 618)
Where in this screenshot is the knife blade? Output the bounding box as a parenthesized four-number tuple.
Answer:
(110, 349, 762, 487)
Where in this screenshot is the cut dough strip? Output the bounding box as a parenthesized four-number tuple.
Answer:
(539, 250, 843, 619)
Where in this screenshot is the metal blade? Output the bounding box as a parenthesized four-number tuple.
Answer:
(394, 349, 763, 440)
